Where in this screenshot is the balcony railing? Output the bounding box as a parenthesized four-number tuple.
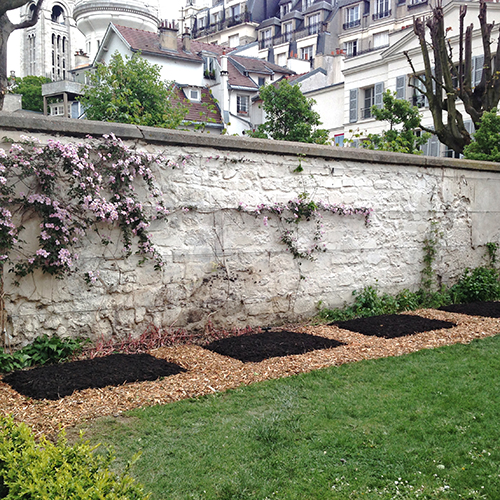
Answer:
(192, 12, 252, 39)
(372, 9, 391, 20)
(258, 22, 326, 49)
(344, 43, 389, 58)
(343, 19, 361, 29)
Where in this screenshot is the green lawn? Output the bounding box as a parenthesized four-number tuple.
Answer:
(78, 335, 500, 499)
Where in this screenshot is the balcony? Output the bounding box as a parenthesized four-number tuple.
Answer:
(259, 22, 326, 49)
(343, 19, 361, 29)
(407, 0, 428, 9)
(192, 12, 252, 39)
(372, 9, 391, 20)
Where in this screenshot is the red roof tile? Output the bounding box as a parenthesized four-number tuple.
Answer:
(174, 86, 223, 125)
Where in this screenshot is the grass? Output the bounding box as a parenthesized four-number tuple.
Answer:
(76, 335, 500, 499)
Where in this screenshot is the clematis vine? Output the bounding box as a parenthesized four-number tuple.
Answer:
(0, 134, 172, 280)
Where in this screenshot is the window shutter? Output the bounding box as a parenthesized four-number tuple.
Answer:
(396, 76, 405, 99)
(473, 55, 484, 87)
(349, 88, 358, 123)
(374, 82, 384, 108)
(429, 134, 440, 157)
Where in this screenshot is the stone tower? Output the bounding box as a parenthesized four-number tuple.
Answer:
(19, 0, 159, 79)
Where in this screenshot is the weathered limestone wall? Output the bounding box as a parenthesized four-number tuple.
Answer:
(1, 113, 500, 346)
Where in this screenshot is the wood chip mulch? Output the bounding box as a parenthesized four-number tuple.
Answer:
(1, 308, 499, 439)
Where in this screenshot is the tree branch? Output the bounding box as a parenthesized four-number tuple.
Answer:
(11, 0, 43, 31)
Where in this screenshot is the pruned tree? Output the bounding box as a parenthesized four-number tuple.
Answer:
(405, 0, 500, 155)
(0, 0, 44, 110)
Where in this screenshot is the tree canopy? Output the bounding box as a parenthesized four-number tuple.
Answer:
(9, 75, 50, 112)
(79, 52, 189, 129)
(406, 0, 500, 155)
(248, 79, 329, 144)
(0, 0, 44, 110)
(363, 91, 430, 154)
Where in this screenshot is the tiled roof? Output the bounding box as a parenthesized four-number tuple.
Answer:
(230, 55, 295, 75)
(175, 86, 223, 125)
(112, 25, 233, 63)
(227, 59, 259, 89)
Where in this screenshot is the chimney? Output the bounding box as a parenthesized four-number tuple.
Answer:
(220, 49, 230, 127)
(159, 20, 178, 51)
(182, 29, 191, 52)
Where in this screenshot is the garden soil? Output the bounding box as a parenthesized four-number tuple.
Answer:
(1, 302, 499, 437)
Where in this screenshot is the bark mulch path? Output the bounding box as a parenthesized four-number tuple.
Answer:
(1, 302, 500, 438)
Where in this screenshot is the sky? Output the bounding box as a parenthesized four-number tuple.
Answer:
(7, 1, 186, 76)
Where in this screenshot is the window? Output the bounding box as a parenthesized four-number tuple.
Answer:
(188, 89, 200, 101)
(300, 45, 314, 60)
(203, 56, 216, 79)
(229, 33, 240, 47)
(27, 33, 36, 75)
(199, 16, 205, 28)
(303, 0, 314, 11)
(344, 40, 358, 57)
(396, 75, 406, 99)
(421, 131, 440, 157)
(308, 13, 321, 35)
(261, 28, 272, 48)
(283, 22, 293, 42)
(362, 82, 383, 119)
(373, 0, 390, 19)
(277, 52, 287, 66)
(237, 95, 249, 114)
(334, 134, 345, 147)
(280, 2, 291, 17)
(344, 5, 360, 29)
(51, 5, 65, 24)
(412, 76, 427, 108)
(349, 88, 358, 123)
(258, 77, 265, 86)
(51, 33, 67, 81)
(231, 4, 241, 20)
(373, 31, 388, 48)
(472, 55, 484, 88)
(408, 0, 427, 7)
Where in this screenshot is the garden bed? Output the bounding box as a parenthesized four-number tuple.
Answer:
(1, 302, 499, 437)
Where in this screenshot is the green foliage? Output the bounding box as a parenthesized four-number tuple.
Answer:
(80, 52, 188, 128)
(248, 79, 329, 144)
(0, 335, 86, 373)
(0, 416, 149, 499)
(486, 241, 498, 267)
(363, 91, 430, 154)
(449, 266, 500, 304)
(8, 75, 51, 112)
(464, 108, 500, 162)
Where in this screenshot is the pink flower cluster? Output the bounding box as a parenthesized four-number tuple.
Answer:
(0, 134, 174, 279)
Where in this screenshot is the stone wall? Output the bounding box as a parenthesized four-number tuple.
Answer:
(1, 112, 500, 347)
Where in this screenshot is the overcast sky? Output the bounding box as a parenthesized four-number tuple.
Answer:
(7, 1, 186, 76)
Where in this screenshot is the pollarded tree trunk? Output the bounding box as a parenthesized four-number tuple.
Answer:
(405, 0, 500, 155)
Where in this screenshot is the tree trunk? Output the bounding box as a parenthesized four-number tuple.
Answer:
(0, 14, 15, 111)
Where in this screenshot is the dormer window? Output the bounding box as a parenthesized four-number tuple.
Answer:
(186, 88, 201, 101)
(283, 21, 293, 42)
(280, 2, 292, 17)
(344, 4, 360, 29)
(303, 0, 314, 12)
(307, 13, 321, 35)
(261, 28, 273, 48)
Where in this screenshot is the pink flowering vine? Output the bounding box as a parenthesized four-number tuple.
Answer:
(0, 135, 172, 280)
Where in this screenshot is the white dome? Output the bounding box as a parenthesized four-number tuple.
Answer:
(74, 0, 159, 37)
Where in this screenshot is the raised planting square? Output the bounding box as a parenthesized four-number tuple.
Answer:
(204, 330, 345, 363)
(3, 353, 186, 400)
(331, 314, 456, 339)
(439, 301, 500, 318)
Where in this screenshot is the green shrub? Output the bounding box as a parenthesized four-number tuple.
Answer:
(0, 416, 149, 499)
(463, 108, 500, 162)
(450, 266, 500, 304)
(0, 335, 87, 373)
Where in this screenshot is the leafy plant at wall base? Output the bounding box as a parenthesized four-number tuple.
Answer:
(0, 335, 87, 373)
(0, 416, 149, 499)
(422, 221, 440, 292)
(449, 267, 500, 304)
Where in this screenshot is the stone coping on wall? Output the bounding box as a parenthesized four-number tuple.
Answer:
(1, 112, 500, 173)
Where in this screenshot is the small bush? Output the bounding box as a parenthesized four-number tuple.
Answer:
(0, 335, 86, 373)
(0, 415, 149, 499)
(449, 266, 500, 304)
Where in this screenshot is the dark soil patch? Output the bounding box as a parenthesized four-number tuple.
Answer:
(439, 301, 500, 318)
(204, 330, 345, 363)
(2, 353, 186, 400)
(331, 314, 456, 339)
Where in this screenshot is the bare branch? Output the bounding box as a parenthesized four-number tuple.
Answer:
(11, 0, 43, 31)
